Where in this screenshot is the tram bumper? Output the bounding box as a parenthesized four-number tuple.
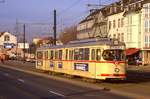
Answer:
(99, 74, 126, 80)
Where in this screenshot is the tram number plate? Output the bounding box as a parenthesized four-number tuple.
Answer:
(74, 63, 88, 71)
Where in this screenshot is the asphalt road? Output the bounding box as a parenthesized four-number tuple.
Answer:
(0, 66, 131, 99)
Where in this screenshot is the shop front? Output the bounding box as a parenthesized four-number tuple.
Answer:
(142, 49, 150, 65)
(126, 48, 142, 65)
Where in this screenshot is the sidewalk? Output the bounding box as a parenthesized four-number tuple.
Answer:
(127, 64, 150, 72)
(1, 60, 150, 99)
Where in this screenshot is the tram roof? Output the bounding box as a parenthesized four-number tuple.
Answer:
(37, 38, 125, 50)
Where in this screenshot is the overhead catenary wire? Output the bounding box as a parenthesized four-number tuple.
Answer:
(87, 0, 150, 9)
(58, 0, 81, 16)
(57, 10, 89, 30)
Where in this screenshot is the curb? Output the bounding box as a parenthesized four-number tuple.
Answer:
(0, 63, 150, 99)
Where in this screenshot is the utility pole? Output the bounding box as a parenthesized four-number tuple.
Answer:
(15, 19, 19, 58)
(23, 24, 26, 63)
(53, 9, 57, 45)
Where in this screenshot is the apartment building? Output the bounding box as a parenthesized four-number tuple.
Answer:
(141, 0, 150, 64)
(77, 8, 107, 39)
(77, 0, 150, 65)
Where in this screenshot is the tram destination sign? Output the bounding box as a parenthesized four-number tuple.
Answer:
(74, 63, 88, 71)
(110, 46, 124, 49)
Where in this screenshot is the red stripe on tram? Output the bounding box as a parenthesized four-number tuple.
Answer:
(101, 74, 126, 76)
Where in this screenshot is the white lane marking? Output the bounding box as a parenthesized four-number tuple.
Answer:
(48, 90, 65, 97)
(18, 78, 25, 83)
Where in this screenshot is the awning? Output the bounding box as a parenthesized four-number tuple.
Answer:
(125, 48, 140, 56)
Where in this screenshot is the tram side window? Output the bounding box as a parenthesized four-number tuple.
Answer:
(91, 49, 95, 60)
(96, 49, 101, 61)
(66, 49, 68, 60)
(58, 50, 62, 60)
(69, 50, 73, 60)
(84, 48, 89, 60)
(71, 50, 73, 60)
(37, 52, 43, 59)
(74, 48, 89, 60)
(74, 49, 79, 60)
(50, 50, 54, 60)
(55, 50, 58, 60)
(79, 48, 83, 60)
(45, 51, 48, 59)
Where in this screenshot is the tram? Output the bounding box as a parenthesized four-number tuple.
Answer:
(36, 38, 126, 80)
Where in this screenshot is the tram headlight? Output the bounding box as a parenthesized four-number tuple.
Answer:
(114, 68, 120, 73)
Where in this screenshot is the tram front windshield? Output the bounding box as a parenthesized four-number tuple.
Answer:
(102, 50, 124, 61)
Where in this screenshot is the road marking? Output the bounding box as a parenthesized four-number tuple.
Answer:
(48, 90, 65, 97)
(18, 78, 25, 83)
(3, 73, 9, 76)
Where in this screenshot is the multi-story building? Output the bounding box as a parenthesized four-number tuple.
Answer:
(141, 0, 150, 64)
(0, 32, 17, 50)
(77, 8, 108, 39)
(77, 0, 150, 65)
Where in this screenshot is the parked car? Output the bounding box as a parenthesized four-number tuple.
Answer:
(9, 53, 17, 60)
(26, 58, 35, 63)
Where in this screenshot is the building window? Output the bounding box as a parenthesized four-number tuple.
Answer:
(4, 35, 10, 41)
(109, 21, 111, 29)
(121, 18, 124, 27)
(108, 34, 111, 38)
(148, 5, 150, 18)
(113, 20, 116, 28)
(118, 19, 120, 28)
(130, 16, 132, 24)
(145, 5, 148, 18)
(113, 34, 116, 39)
(118, 33, 120, 41)
(149, 5, 150, 18)
(149, 20, 150, 32)
(145, 35, 148, 48)
(145, 20, 148, 32)
(121, 33, 124, 42)
(149, 35, 150, 47)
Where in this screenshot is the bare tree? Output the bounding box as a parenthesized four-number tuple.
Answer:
(59, 26, 77, 44)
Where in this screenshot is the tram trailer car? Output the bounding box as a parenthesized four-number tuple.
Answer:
(36, 38, 126, 80)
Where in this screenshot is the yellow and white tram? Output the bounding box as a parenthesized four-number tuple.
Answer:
(36, 38, 126, 80)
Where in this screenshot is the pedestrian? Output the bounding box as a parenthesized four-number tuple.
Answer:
(136, 58, 139, 66)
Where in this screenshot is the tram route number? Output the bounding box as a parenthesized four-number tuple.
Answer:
(74, 63, 88, 71)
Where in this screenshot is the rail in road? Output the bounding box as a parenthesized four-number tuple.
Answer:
(0, 60, 150, 99)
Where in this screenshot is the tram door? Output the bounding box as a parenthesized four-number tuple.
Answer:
(92, 49, 101, 78)
(91, 49, 101, 78)
(64, 49, 69, 73)
(49, 50, 55, 71)
(43, 51, 48, 70)
(68, 50, 73, 74)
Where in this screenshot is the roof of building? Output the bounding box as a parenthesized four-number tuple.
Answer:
(79, 0, 144, 24)
(0, 32, 5, 37)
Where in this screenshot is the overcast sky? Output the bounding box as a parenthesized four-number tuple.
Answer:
(0, 0, 118, 41)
